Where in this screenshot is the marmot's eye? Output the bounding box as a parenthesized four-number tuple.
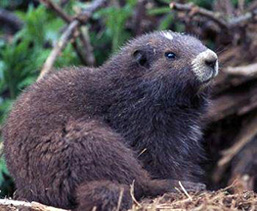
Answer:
(165, 52, 176, 59)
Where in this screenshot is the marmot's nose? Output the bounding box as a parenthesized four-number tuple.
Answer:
(205, 58, 217, 70)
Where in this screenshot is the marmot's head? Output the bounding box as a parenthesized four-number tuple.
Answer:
(106, 30, 218, 104)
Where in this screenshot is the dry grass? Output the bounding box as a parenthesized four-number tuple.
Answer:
(131, 189, 257, 211)
(0, 188, 256, 210)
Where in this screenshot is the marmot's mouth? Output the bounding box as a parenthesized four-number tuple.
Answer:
(191, 49, 219, 83)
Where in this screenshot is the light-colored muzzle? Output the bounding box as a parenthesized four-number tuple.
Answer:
(191, 49, 219, 83)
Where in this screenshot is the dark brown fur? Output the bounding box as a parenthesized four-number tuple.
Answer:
(3, 31, 214, 210)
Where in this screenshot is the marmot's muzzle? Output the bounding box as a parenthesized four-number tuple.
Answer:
(191, 49, 219, 83)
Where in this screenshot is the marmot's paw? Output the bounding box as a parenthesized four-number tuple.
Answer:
(175, 181, 206, 192)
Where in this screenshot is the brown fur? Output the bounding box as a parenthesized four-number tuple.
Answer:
(3, 31, 215, 210)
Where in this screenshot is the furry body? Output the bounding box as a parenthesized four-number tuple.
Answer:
(3, 31, 218, 210)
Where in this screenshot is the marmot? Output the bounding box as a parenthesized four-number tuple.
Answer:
(3, 31, 218, 210)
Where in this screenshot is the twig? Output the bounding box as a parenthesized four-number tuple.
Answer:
(38, 0, 105, 80)
(229, 9, 257, 27)
(138, 148, 147, 157)
(41, 0, 93, 66)
(72, 38, 88, 64)
(170, 2, 257, 29)
(224, 63, 257, 76)
(70, 0, 107, 65)
(78, 27, 95, 66)
(0, 199, 69, 211)
(170, 2, 228, 29)
(116, 187, 124, 211)
(130, 180, 141, 207)
(178, 181, 193, 201)
(39, 0, 72, 23)
(75, 0, 107, 24)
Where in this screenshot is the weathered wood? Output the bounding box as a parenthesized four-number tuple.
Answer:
(0, 199, 69, 211)
(208, 83, 257, 122)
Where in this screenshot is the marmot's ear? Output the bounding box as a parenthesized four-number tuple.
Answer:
(133, 50, 150, 68)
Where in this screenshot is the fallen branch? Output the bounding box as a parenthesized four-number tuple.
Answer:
(219, 117, 257, 167)
(229, 8, 257, 27)
(170, 2, 257, 29)
(224, 63, 257, 76)
(228, 138, 257, 192)
(212, 63, 257, 95)
(0, 199, 69, 211)
(208, 84, 257, 121)
(170, 2, 228, 29)
(213, 114, 257, 182)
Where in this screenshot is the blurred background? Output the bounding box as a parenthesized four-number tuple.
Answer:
(0, 0, 256, 198)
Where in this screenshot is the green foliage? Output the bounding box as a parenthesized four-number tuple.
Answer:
(147, 6, 171, 16)
(147, 7, 185, 32)
(94, 0, 136, 53)
(0, 157, 9, 183)
(0, 156, 13, 197)
(0, 5, 80, 122)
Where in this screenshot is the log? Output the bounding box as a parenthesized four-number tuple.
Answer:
(0, 199, 69, 211)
